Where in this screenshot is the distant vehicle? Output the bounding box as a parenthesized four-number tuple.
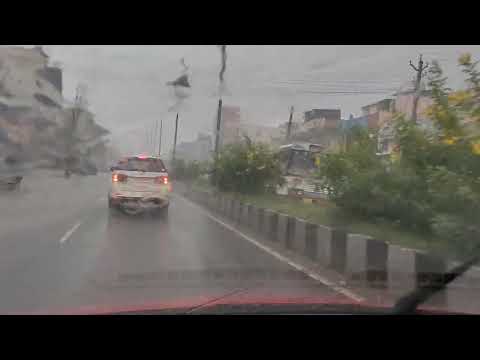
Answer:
(0, 155, 24, 191)
(0, 175, 22, 191)
(108, 155, 171, 217)
(275, 143, 327, 199)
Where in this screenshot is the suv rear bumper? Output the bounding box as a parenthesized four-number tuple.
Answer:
(109, 194, 169, 210)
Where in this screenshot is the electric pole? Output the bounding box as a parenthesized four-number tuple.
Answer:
(145, 127, 150, 152)
(214, 98, 223, 159)
(153, 120, 158, 155)
(65, 86, 80, 178)
(286, 105, 294, 141)
(172, 113, 179, 161)
(158, 119, 163, 157)
(409, 54, 429, 124)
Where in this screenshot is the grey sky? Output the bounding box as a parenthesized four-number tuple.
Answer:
(39, 45, 480, 156)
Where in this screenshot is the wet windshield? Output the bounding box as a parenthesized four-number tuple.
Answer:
(1, 45, 480, 315)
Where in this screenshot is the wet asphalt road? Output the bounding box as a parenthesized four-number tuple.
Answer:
(0, 170, 346, 314)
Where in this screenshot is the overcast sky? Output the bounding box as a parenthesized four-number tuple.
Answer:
(36, 45, 480, 156)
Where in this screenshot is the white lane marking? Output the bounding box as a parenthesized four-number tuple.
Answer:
(59, 221, 83, 244)
(174, 194, 365, 303)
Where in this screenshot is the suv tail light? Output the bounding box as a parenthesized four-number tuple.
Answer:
(112, 173, 128, 182)
(154, 176, 169, 185)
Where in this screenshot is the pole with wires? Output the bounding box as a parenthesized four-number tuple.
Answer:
(158, 119, 163, 157)
(286, 106, 294, 141)
(409, 54, 429, 124)
(153, 120, 158, 155)
(172, 113, 179, 161)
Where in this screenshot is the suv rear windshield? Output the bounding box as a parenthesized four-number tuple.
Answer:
(116, 158, 166, 172)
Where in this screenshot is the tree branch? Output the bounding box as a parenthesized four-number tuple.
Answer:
(409, 61, 419, 72)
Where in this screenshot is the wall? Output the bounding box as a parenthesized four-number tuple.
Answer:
(218, 105, 242, 147)
(394, 93, 434, 120)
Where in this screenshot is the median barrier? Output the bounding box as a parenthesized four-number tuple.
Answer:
(279, 215, 295, 250)
(414, 252, 447, 306)
(247, 204, 257, 228)
(226, 198, 235, 219)
(207, 194, 215, 211)
(240, 203, 250, 227)
(293, 218, 308, 255)
(187, 190, 453, 306)
(345, 234, 388, 288)
(315, 225, 333, 267)
(330, 228, 347, 274)
(220, 195, 228, 215)
(232, 200, 242, 223)
(254, 208, 265, 233)
(387, 245, 417, 294)
(201, 191, 209, 206)
(264, 210, 279, 242)
(215, 195, 223, 214)
(305, 223, 318, 261)
(277, 213, 289, 249)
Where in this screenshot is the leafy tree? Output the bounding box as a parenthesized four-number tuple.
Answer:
(212, 139, 283, 194)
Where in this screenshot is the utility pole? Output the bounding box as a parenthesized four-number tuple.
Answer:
(172, 113, 179, 161)
(286, 105, 294, 141)
(409, 54, 429, 124)
(213, 98, 223, 188)
(158, 119, 163, 157)
(214, 98, 223, 159)
(65, 87, 80, 178)
(152, 120, 158, 155)
(145, 127, 150, 152)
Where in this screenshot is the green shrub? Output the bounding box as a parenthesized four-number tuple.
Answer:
(171, 159, 210, 181)
(317, 55, 480, 254)
(212, 139, 283, 194)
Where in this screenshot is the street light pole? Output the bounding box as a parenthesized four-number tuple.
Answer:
(153, 120, 158, 155)
(158, 119, 163, 157)
(172, 113, 179, 161)
(214, 98, 223, 159)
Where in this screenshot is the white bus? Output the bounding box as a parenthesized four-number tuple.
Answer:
(276, 143, 328, 199)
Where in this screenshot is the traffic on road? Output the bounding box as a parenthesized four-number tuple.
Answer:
(1, 45, 480, 315)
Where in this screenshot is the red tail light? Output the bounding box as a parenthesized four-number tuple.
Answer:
(155, 176, 168, 185)
(112, 173, 128, 182)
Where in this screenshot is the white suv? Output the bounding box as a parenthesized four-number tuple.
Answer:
(108, 155, 171, 216)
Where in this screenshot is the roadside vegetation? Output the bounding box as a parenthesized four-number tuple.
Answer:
(188, 54, 480, 259)
(318, 54, 480, 257)
(170, 159, 210, 182)
(210, 137, 284, 194)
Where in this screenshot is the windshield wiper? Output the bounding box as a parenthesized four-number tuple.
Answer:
(392, 246, 480, 314)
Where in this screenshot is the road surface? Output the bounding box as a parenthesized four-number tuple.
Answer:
(0, 170, 350, 314)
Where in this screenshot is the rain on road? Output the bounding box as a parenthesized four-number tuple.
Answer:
(0, 170, 347, 314)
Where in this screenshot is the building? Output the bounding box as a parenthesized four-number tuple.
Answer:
(340, 114, 369, 131)
(0, 46, 65, 161)
(361, 98, 394, 129)
(393, 90, 434, 121)
(217, 105, 242, 147)
(0, 46, 64, 119)
(304, 109, 341, 129)
(176, 133, 213, 162)
(0, 46, 110, 171)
